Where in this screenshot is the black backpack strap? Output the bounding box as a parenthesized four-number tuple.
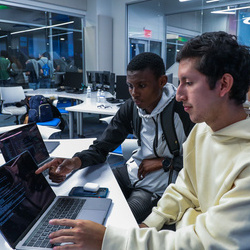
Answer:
(132, 103, 142, 146)
(160, 98, 180, 157)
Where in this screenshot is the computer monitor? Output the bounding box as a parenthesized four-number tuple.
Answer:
(54, 72, 65, 87)
(86, 71, 115, 94)
(63, 72, 84, 93)
(116, 75, 130, 100)
(86, 71, 103, 91)
(101, 71, 115, 95)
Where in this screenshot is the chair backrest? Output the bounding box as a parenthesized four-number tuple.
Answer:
(0, 86, 26, 105)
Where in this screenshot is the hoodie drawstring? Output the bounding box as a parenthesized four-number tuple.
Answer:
(152, 115, 160, 158)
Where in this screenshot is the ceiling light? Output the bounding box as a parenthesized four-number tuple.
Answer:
(10, 21, 74, 35)
(179, 0, 191, 2)
(212, 5, 250, 14)
(211, 10, 235, 14)
(206, 0, 219, 3)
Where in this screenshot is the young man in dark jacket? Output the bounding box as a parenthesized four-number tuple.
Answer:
(36, 52, 194, 222)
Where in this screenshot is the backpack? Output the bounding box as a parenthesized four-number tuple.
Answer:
(132, 98, 195, 184)
(41, 60, 50, 78)
(28, 95, 53, 122)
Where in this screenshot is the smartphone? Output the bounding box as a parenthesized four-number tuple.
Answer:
(68, 186, 109, 198)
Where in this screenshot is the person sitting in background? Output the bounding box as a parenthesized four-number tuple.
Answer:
(46, 31, 250, 249)
(25, 57, 41, 90)
(36, 52, 194, 223)
(0, 50, 11, 86)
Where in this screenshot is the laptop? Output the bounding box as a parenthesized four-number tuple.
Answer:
(0, 151, 112, 249)
(45, 141, 60, 154)
(0, 123, 62, 185)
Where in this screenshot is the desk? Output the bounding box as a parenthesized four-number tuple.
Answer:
(25, 89, 118, 138)
(0, 138, 138, 250)
(24, 88, 85, 102)
(66, 92, 119, 138)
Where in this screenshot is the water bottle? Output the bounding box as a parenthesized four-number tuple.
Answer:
(100, 90, 106, 104)
(97, 89, 101, 103)
(87, 86, 91, 98)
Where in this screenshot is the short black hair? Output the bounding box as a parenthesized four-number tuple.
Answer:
(42, 51, 51, 60)
(127, 52, 165, 79)
(176, 31, 250, 104)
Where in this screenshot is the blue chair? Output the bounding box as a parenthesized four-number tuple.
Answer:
(112, 145, 122, 155)
(37, 117, 61, 127)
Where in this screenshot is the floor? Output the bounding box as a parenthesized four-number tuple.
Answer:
(0, 112, 125, 169)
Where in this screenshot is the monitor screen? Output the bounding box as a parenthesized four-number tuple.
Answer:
(116, 75, 130, 100)
(63, 72, 83, 90)
(102, 71, 115, 95)
(86, 71, 103, 84)
(54, 72, 65, 86)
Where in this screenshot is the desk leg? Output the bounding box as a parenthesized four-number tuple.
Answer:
(79, 112, 83, 137)
(77, 112, 80, 135)
(69, 111, 74, 139)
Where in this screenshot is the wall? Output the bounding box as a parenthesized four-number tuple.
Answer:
(85, 0, 145, 75)
(2, 0, 87, 15)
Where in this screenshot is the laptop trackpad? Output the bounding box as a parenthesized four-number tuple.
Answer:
(76, 210, 107, 224)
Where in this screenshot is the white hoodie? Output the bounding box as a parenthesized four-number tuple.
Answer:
(127, 83, 187, 196)
(103, 118, 250, 250)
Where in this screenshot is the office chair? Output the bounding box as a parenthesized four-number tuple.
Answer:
(0, 86, 27, 125)
(36, 99, 62, 136)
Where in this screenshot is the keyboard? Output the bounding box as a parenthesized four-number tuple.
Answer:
(23, 198, 86, 248)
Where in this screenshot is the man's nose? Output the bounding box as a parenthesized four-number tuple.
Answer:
(176, 83, 185, 102)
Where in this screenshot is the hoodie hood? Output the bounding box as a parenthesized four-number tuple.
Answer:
(138, 83, 176, 119)
(212, 116, 250, 141)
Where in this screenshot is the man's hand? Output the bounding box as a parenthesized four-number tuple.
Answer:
(49, 219, 105, 250)
(138, 158, 164, 180)
(35, 157, 82, 183)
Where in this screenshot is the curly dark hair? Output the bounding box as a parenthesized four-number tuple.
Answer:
(176, 31, 250, 104)
(127, 52, 165, 79)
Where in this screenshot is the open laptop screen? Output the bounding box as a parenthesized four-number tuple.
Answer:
(0, 151, 55, 248)
(0, 123, 49, 164)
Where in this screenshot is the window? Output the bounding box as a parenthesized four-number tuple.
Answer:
(0, 4, 84, 89)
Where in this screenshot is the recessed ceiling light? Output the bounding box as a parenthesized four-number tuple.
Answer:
(212, 5, 250, 14)
(206, 0, 219, 3)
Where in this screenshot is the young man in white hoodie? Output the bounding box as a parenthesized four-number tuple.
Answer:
(46, 31, 250, 249)
(36, 52, 194, 223)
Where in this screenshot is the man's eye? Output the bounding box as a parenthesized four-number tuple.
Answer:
(139, 84, 146, 88)
(186, 81, 192, 86)
(127, 83, 133, 89)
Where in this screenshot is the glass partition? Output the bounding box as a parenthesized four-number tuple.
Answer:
(0, 4, 84, 89)
(128, 0, 250, 74)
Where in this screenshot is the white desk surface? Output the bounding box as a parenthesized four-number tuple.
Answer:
(64, 91, 119, 138)
(66, 97, 119, 116)
(0, 138, 138, 250)
(24, 88, 86, 102)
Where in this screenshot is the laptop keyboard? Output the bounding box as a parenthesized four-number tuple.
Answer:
(23, 198, 86, 248)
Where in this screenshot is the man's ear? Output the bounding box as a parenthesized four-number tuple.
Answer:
(219, 73, 233, 97)
(159, 75, 168, 87)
